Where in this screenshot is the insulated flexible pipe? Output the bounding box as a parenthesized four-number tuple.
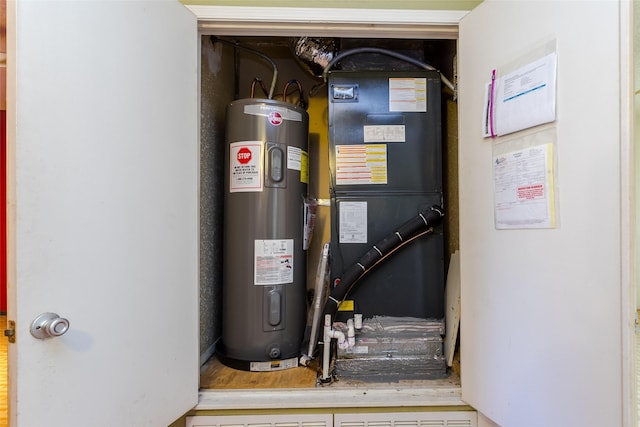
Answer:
(322, 205, 445, 320)
(321, 47, 455, 95)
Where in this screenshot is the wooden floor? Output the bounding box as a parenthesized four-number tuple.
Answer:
(200, 356, 319, 389)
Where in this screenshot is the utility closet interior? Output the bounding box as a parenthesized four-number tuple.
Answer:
(198, 35, 460, 390)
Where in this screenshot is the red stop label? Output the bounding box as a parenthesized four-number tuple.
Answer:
(237, 147, 252, 164)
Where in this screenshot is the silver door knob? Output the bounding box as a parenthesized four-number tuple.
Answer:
(30, 312, 70, 339)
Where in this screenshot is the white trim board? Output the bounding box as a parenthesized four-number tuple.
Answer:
(187, 5, 466, 38)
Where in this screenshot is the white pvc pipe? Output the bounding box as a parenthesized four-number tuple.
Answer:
(347, 318, 355, 348)
(322, 314, 332, 381)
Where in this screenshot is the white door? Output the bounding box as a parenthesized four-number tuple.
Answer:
(6, 1, 199, 426)
(459, 1, 631, 426)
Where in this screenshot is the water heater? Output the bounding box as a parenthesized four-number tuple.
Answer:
(218, 98, 309, 371)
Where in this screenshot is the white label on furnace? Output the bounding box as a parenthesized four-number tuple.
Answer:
(229, 141, 263, 193)
(389, 77, 427, 112)
(346, 346, 369, 354)
(363, 125, 406, 142)
(339, 201, 367, 244)
(254, 239, 294, 285)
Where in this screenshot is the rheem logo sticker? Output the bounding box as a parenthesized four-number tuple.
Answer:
(268, 111, 283, 126)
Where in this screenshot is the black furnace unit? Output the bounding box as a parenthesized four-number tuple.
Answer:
(328, 70, 444, 320)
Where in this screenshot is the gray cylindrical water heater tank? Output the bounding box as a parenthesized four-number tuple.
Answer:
(219, 98, 309, 371)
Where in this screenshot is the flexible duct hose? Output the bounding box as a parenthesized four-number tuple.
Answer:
(321, 47, 455, 95)
(322, 205, 445, 320)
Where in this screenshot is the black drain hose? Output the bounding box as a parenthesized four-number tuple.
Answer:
(322, 205, 445, 320)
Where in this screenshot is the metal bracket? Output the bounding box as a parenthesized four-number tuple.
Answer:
(4, 320, 16, 343)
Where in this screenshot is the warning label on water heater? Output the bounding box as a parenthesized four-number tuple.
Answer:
(230, 141, 263, 192)
(254, 239, 294, 285)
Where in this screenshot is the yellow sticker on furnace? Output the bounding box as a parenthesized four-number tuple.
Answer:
(337, 300, 354, 311)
